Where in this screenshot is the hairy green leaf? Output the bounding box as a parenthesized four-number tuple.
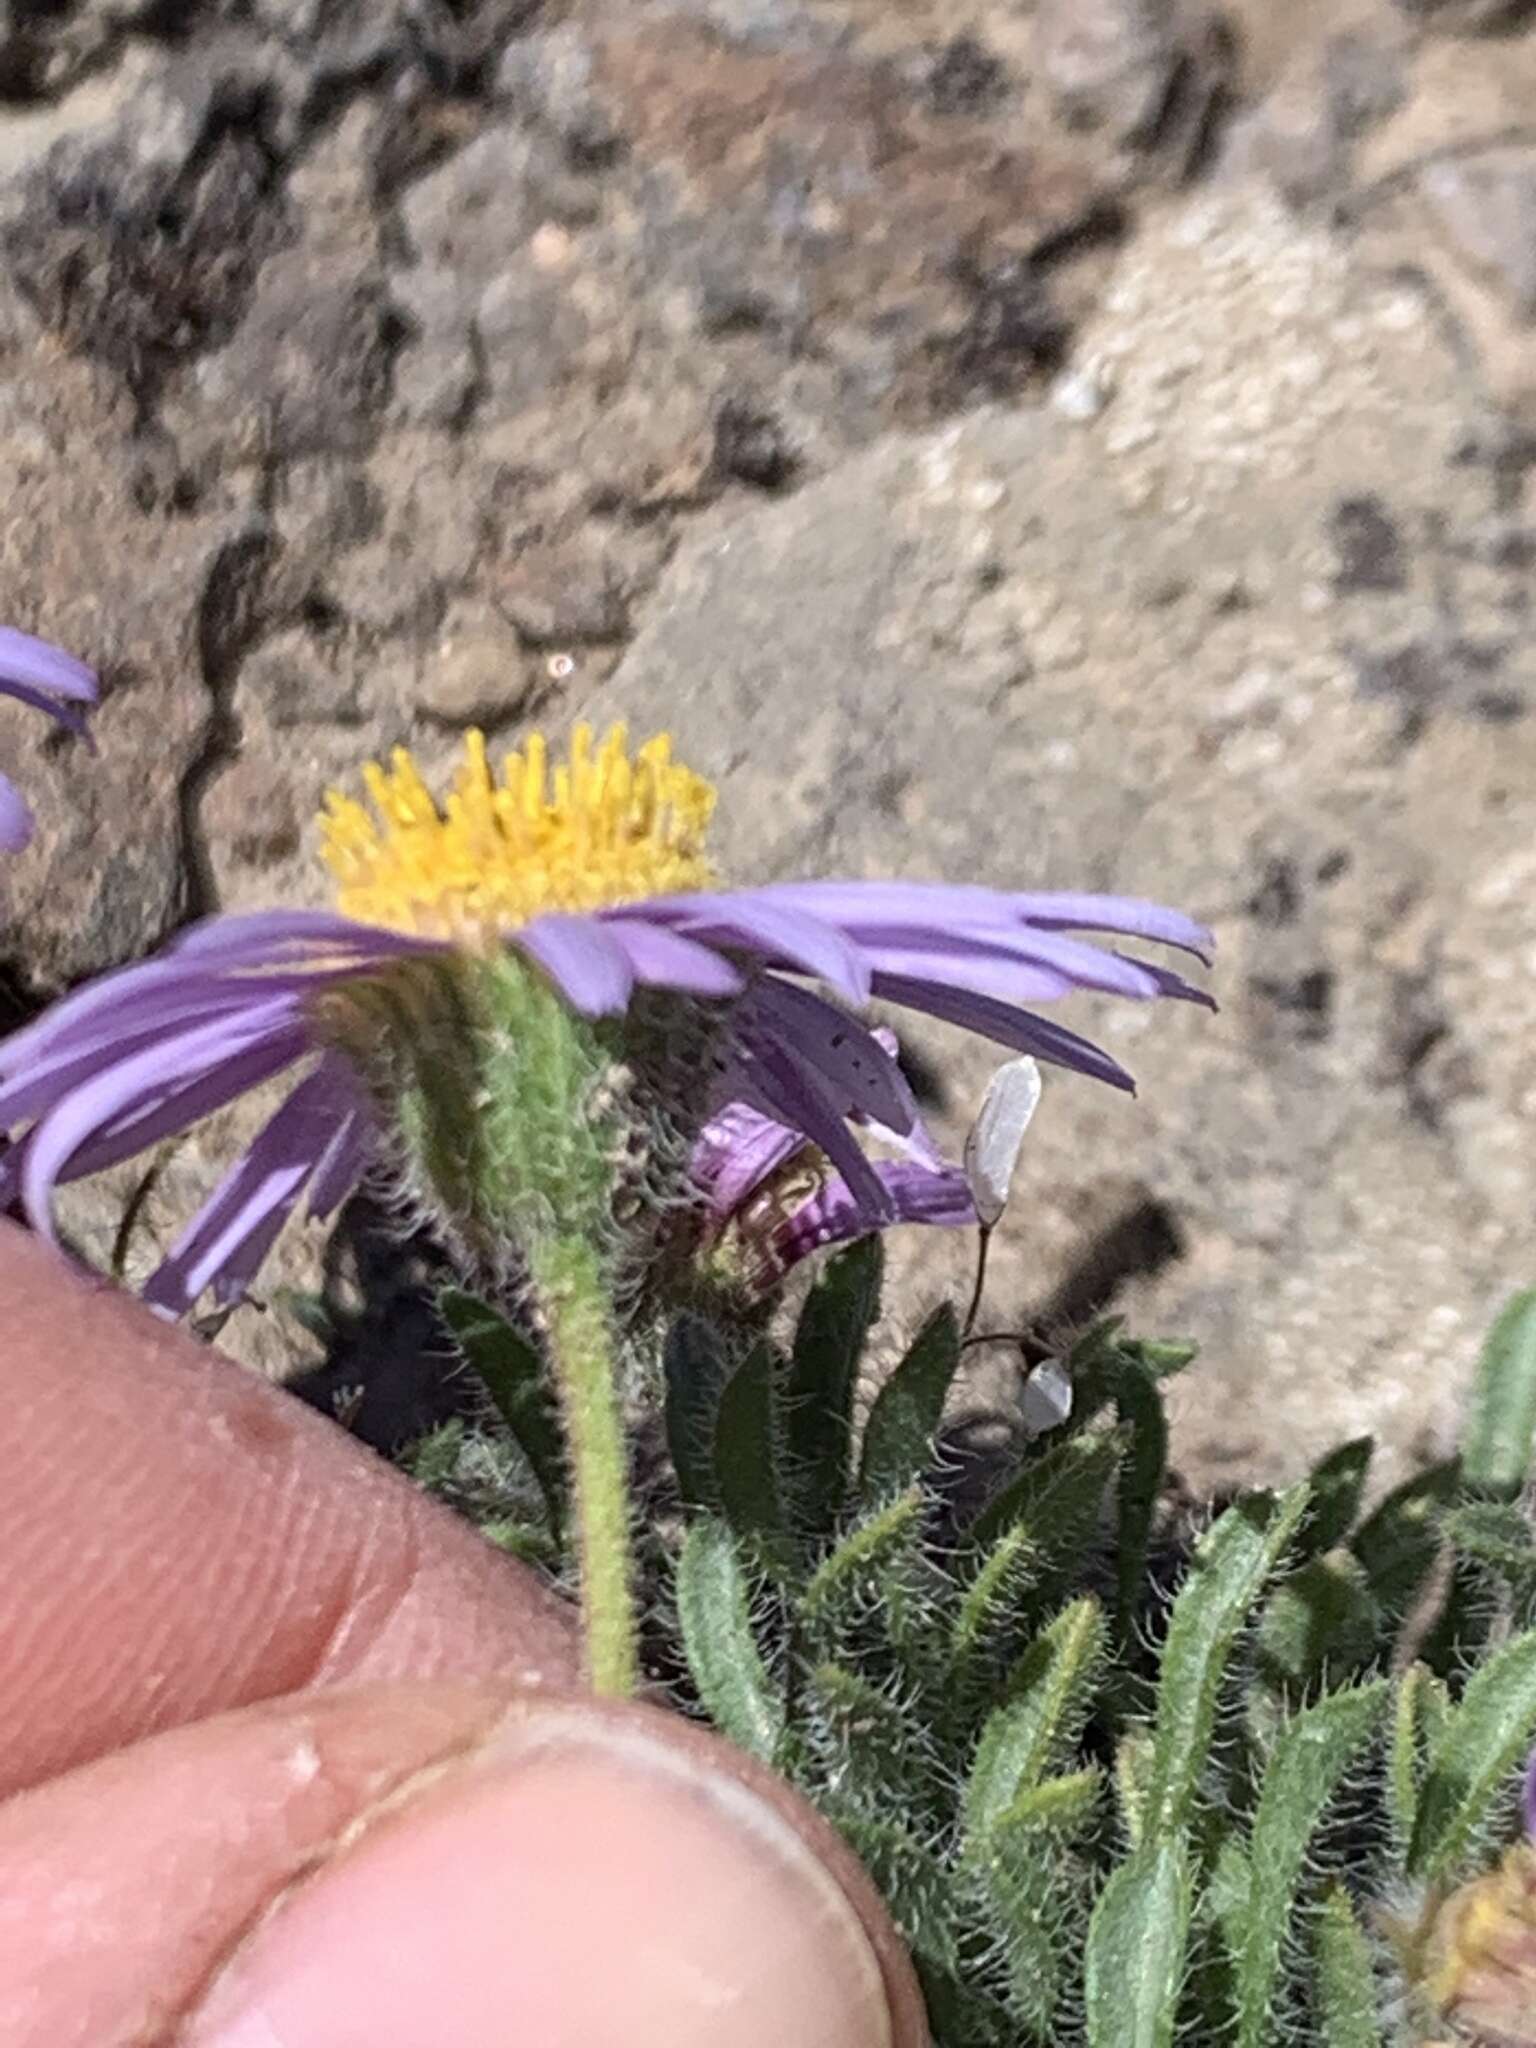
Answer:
(663, 1312, 734, 1511)
(858, 1303, 961, 1502)
(1257, 1554, 1379, 1692)
(1349, 1461, 1455, 1619)
(970, 1428, 1122, 1553)
(1145, 1487, 1311, 1841)
(949, 1523, 1039, 1698)
(1314, 1889, 1384, 2048)
(1234, 1682, 1387, 2048)
(786, 1238, 883, 1531)
(1085, 1837, 1192, 2048)
(675, 1518, 784, 1762)
(965, 1599, 1106, 1838)
(800, 1489, 925, 1623)
(439, 1287, 565, 1536)
(714, 1339, 790, 1565)
(1299, 1439, 1374, 1560)
(1114, 1358, 1168, 1636)
(1388, 1663, 1451, 1859)
(1461, 1289, 1536, 1501)
(1410, 1625, 1536, 1879)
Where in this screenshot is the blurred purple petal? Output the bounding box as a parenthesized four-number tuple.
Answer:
(601, 917, 744, 997)
(0, 626, 98, 704)
(517, 914, 635, 1015)
(1524, 1749, 1536, 1841)
(643, 892, 872, 1005)
(0, 772, 32, 853)
(748, 881, 1214, 962)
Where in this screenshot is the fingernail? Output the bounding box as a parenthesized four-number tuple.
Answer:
(188, 1703, 900, 2048)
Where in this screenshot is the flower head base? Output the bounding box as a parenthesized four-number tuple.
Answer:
(321, 724, 717, 943)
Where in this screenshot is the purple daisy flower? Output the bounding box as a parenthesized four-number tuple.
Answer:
(0, 627, 98, 852)
(0, 725, 1212, 1313)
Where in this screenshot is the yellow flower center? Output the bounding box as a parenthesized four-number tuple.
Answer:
(319, 723, 718, 941)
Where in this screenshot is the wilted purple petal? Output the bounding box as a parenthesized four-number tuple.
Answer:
(0, 772, 32, 854)
(774, 1158, 975, 1268)
(873, 972, 1137, 1091)
(693, 1100, 806, 1218)
(1524, 1750, 1536, 1841)
(745, 1036, 895, 1223)
(744, 978, 916, 1135)
(0, 626, 98, 704)
(600, 917, 744, 997)
(515, 913, 635, 1015)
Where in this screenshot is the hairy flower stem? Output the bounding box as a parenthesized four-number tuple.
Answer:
(529, 1234, 638, 1697)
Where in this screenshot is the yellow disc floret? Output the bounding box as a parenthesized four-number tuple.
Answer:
(320, 723, 718, 941)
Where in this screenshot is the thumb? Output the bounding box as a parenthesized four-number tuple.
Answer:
(2, 1680, 926, 2048)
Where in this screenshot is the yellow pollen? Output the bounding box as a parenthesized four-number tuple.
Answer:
(319, 723, 718, 940)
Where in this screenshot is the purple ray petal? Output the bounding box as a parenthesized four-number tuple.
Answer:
(873, 972, 1137, 1092)
(168, 908, 442, 970)
(1524, 1749, 1536, 1841)
(849, 923, 1174, 1001)
(748, 882, 1214, 963)
(0, 676, 95, 743)
(744, 1036, 895, 1224)
(141, 1063, 351, 1315)
(600, 917, 745, 998)
(746, 977, 916, 1134)
(0, 626, 98, 703)
(516, 913, 635, 1015)
(20, 1003, 304, 1232)
(639, 892, 872, 1006)
(0, 771, 32, 853)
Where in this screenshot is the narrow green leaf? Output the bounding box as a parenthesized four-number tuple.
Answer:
(799, 1489, 924, 1622)
(786, 1237, 883, 1530)
(1115, 1729, 1155, 1851)
(674, 1518, 783, 1762)
(1446, 1501, 1536, 1609)
(1085, 1837, 1192, 2048)
(1388, 1663, 1450, 1859)
(439, 1287, 565, 1536)
(857, 1303, 961, 1502)
(1113, 1359, 1168, 1635)
(1462, 1290, 1536, 1500)
(965, 1600, 1106, 1837)
(949, 1523, 1039, 1694)
(1145, 1487, 1311, 1841)
(713, 1339, 790, 1564)
(1234, 1682, 1387, 2048)
(996, 1762, 1104, 1838)
(1299, 1438, 1374, 1559)
(1314, 1888, 1384, 2048)
(836, 1814, 957, 1973)
(1349, 1461, 1456, 1618)
(663, 1313, 733, 1510)
(1257, 1554, 1379, 1692)
(970, 1428, 1121, 1551)
(1410, 1626, 1536, 1878)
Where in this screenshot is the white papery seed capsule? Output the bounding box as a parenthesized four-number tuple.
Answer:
(963, 1055, 1042, 1228)
(1021, 1360, 1074, 1436)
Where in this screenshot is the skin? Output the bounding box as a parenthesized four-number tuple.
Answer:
(0, 1220, 926, 2048)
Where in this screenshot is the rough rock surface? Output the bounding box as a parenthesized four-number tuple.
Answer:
(0, 0, 1533, 1484)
